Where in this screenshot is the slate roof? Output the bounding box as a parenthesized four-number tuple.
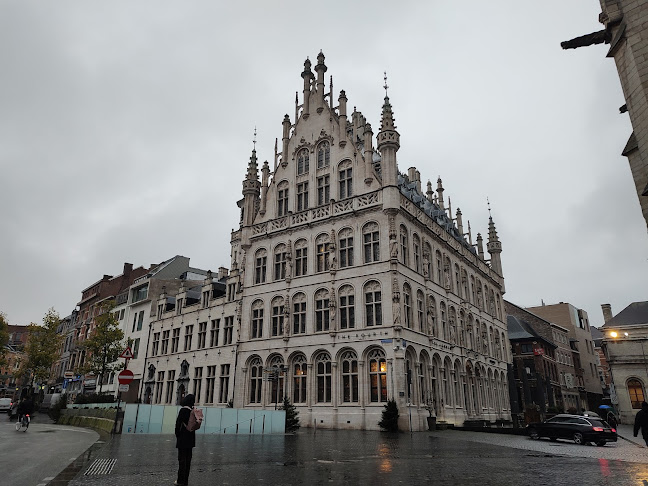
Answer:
(397, 174, 477, 254)
(507, 315, 535, 340)
(602, 301, 648, 328)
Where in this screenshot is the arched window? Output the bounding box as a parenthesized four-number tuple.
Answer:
(364, 281, 382, 326)
(271, 296, 284, 336)
(449, 307, 457, 344)
(274, 243, 287, 281)
(399, 225, 409, 266)
(628, 378, 646, 409)
(413, 234, 421, 273)
(338, 159, 352, 199)
(254, 248, 267, 284)
(341, 350, 359, 403)
(363, 222, 380, 263)
(435, 250, 443, 284)
(339, 285, 355, 329)
(315, 233, 330, 273)
(416, 290, 425, 333)
(294, 239, 308, 277)
(470, 275, 476, 305)
(249, 357, 263, 404)
(403, 283, 412, 329)
(292, 292, 306, 334)
(458, 311, 466, 347)
(293, 355, 307, 403)
(277, 181, 289, 217)
(315, 289, 330, 332)
(442, 359, 452, 407)
(317, 141, 330, 169)
(440, 302, 447, 341)
(368, 349, 387, 402)
(269, 355, 285, 405)
(251, 300, 264, 339)
(297, 148, 309, 175)
(316, 352, 332, 402)
(338, 227, 354, 268)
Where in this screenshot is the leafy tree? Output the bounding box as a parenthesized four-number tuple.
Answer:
(0, 312, 9, 369)
(19, 308, 63, 387)
(280, 396, 300, 432)
(378, 398, 400, 432)
(78, 300, 125, 394)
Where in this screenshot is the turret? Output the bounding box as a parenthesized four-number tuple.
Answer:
(426, 180, 434, 202)
(487, 216, 503, 276)
(476, 233, 484, 259)
(436, 177, 445, 210)
(314, 51, 327, 105)
(376, 75, 400, 187)
(338, 90, 348, 144)
(456, 208, 464, 238)
(282, 114, 291, 168)
(259, 160, 270, 215)
(364, 122, 374, 183)
(241, 147, 261, 227)
(301, 58, 314, 117)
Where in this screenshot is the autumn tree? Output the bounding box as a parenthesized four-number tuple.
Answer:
(78, 300, 125, 394)
(20, 308, 63, 387)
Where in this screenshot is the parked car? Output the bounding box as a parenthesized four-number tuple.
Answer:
(526, 414, 617, 446)
(0, 397, 13, 413)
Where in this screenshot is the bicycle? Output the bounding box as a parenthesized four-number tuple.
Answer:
(15, 414, 30, 432)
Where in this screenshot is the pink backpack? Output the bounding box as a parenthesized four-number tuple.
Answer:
(185, 407, 203, 432)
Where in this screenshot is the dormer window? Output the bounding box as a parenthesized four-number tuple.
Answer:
(297, 148, 309, 175)
(317, 141, 330, 169)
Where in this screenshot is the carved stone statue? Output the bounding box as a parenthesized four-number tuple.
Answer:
(393, 302, 401, 326)
(389, 238, 398, 259)
(328, 251, 337, 271)
(422, 253, 430, 278)
(285, 257, 293, 280)
(426, 310, 435, 336)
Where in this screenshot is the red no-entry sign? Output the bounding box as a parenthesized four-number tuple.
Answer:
(118, 369, 134, 385)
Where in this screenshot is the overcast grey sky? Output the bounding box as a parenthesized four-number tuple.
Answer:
(1, 1, 646, 328)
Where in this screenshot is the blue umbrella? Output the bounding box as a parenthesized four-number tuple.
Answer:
(598, 405, 612, 409)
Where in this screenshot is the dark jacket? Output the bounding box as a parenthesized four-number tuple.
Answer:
(634, 402, 648, 438)
(175, 394, 196, 449)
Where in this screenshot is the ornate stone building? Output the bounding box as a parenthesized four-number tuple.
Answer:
(146, 53, 511, 431)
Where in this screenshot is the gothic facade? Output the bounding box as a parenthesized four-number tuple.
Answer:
(145, 53, 511, 431)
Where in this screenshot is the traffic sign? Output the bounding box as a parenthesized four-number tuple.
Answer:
(118, 369, 134, 385)
(118, 384, 129, 392)
(119, 347, 134, 359)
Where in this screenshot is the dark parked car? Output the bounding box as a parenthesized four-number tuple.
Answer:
(526, 414, 617, 446)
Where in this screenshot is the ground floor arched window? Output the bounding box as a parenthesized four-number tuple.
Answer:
(628, 378, 645, 409)
(368, 349, 387, 402)
(249, 358, 263, 404)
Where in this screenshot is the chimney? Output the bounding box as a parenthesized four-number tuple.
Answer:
(218, 267, 229, 281)
(601, 304, 613, 323)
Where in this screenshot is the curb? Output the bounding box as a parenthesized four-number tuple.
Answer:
(48, 427, 112, 486)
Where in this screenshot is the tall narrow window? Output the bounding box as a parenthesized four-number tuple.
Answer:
(219, 364, 230, 404)
(365, 281, 382, 326)
(184, 325, 193, 351)
(369, 350, 387, 402)
(205, 366, 216, 403)
(339, 285, 355, 330)
(399, 225, 409, 266)
(315, 289, 330, 332)
(403, 285, 412, 329)
(269, 356, 285, 405)
(197, 322, 207, 349)
(249, 358, 263, 404)
(436, 251, 443, 284)
(152, 332, 160, 356)
(193, 367, 203, 403)
(274, 243, 287, 280)
(416, 290, 425, 333)
(171, 328, 180, 353)
(317, 175, 330, 205)
(317, 141, 330, 169)
(251, 300, 264, 339)
(254, 249, 267, 284)
(338, 228, 354, 268)
(210, 319, 220, 347)
(155, 371, 165, 403)
(294, 239, 308, 276)
(341, 351, 359, 403)
(297, 182, 309, 211)
(277, 181, 289, 217)
(161, 330, 170, 354)
(338, 161, 352, 199)
(316, 352, 332, 402)
(292, 293, 306, 334)
(297, 148, 309, 175)
(271, 297, 284, 336)
(223, 316, 233, 345)
(166, 370, 176, 404)
(413, 234, 421, 273)
(316, 234, 330, 272)
(363, 222, 380, 263)
(293, 355, 307, 403)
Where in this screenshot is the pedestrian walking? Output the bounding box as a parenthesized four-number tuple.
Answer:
(175, 394, 196, 485)
(633, 401, 648, 446)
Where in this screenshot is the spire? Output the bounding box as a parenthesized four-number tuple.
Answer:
(377, 71, 400, 187)
(476, 233, 484, 259)
(380, 72, 396, 132)
(456, 208, 464, 238)
(436, 177, 445, 210)
(426, 180, 434, 202)
(241, 134, 261, 226)
(246, 135, 259, 182)
(315, 50, 327, 104)
(486, 203, 503, 277)
(301, 57, 314, 116)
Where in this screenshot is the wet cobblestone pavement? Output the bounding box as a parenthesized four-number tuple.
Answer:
(63, 429, 648, 486)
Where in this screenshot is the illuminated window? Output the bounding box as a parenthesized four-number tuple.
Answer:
(369, 349, 387, 402)
(628, 378, 645, 409)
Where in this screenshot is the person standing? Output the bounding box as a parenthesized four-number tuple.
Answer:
(634, 401, 648, 446)
(175, 394, 196, 486)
